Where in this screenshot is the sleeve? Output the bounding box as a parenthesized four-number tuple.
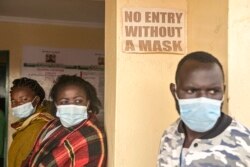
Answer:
(157, 131, 167, 167)
(157, 129, 180, 167)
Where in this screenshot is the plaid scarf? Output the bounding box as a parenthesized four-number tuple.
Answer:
(22, 115, 106, 167)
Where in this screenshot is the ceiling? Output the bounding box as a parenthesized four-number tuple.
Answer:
(0, 0, 105, 27)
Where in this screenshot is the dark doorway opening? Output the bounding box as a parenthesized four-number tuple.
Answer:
(0, 50, 9, 167)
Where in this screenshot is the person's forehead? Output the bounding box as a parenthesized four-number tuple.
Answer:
(11, 86, 34, 94)
(57, 85, 86, 96)
(11, 87, 36, 98)
(177, 60, 223, 82)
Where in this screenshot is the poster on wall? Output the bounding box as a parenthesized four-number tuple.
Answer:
(122, 8, 186, 54)
(22, 46, 104, 124)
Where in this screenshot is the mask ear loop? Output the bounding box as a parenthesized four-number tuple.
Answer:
(86, 101, 91, 113)
(174, 85, 180, 100)
(54, 102, 58, 108)
(31, 96, 37, 103)
(31, 96, 39, 109)
(175, 93, 180, 100)
(220, 96, 224, 102)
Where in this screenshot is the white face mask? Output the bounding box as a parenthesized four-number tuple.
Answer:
(56, 104, 88, 128)
(177, 97, 222, 132)
(175, 90, 223, 132)
(12, 97, 37, 119)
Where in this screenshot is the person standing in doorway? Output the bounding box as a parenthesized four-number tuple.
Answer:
(22, 75, 107, 167)
(8, 77, 54, 167)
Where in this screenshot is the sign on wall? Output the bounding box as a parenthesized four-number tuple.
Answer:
(21, 46, 104, 113)
(122, 8, 186, 54)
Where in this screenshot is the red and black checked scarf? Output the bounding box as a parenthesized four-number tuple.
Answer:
(22, 115, 106, 167)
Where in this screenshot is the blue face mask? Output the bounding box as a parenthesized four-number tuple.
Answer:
(12, 96, 37, 119)
(56, 104, 88, 128)
(176, 95, 223, 132)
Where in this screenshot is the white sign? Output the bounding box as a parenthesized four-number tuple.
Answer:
(122, 8, 186, 54)
(22, 46, 104, 109)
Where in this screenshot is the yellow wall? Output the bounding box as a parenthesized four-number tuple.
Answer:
(1, 0, 250, 167)
(105, 0, 228, 167)
(187, 0, 228, 112)
(228, 0, 250, 127)
(0, 21, 104, 148)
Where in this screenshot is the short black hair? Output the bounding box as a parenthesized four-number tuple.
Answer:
(10, 77, 45, 105)
(175, 51, 224, 83)
(50, 75, 101, 114)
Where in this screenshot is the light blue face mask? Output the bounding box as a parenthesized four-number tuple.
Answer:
(176, 94, 223, 132)
(56, 104, 88, 128)
(12, 96, 37, 119)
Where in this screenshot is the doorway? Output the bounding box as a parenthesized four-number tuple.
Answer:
(0, 50, 9, 167)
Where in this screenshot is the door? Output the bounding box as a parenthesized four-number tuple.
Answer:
(0, 50, 9, 167)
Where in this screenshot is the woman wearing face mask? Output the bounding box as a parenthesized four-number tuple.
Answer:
(22, 75, 107, 167)
(8, 77, 54, 167)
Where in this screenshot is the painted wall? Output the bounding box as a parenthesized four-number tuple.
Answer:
(1, 0, 250, 167)
(228, 0, 250, 127)
(105, 0, 228, 167)
(0, 21, 104, 149)
(187, 0, 228, 112)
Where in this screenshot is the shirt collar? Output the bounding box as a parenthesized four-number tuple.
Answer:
(177, 112, 232, 139)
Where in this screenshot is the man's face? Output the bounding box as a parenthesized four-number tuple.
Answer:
(170, 60, 225, 111)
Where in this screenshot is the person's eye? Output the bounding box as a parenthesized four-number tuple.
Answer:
(186, 89, 195, 94)
(22, 98, 28, 102)
(209, 90, 215, 94)
(208, 89, 219, 95)
(59, 100, 69, 105)
(75, 99, 83, 105)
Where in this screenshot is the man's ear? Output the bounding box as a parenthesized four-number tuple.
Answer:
(170, 83, 176, 98)
(170, 83, 180, 114)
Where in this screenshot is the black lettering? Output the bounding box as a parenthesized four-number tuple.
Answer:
(176, 13, 183, 24)
(125, 11, 133, 22)
(139, 40, 152, 51)
(153, 40, 162, 51)
(172, 41, 182, 51)
(125, 40, 135, 51)
(125, 26, 138, 37)
(162, 41, 172, 51)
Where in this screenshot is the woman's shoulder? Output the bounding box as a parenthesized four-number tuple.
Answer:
(12, 118, 47, 140)
(26, 117, 50, 131)
(32, 105, 55, 123)
(77, 115, 106, 138)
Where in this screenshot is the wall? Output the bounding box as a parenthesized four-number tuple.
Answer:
(228, 0, 250, 127)
(0, 21, 104, 148)
(187, 0, 228, 112)
(2, 0, 250, 166)
(105, 0, 228, 167)
(106, 0, 185, 166)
